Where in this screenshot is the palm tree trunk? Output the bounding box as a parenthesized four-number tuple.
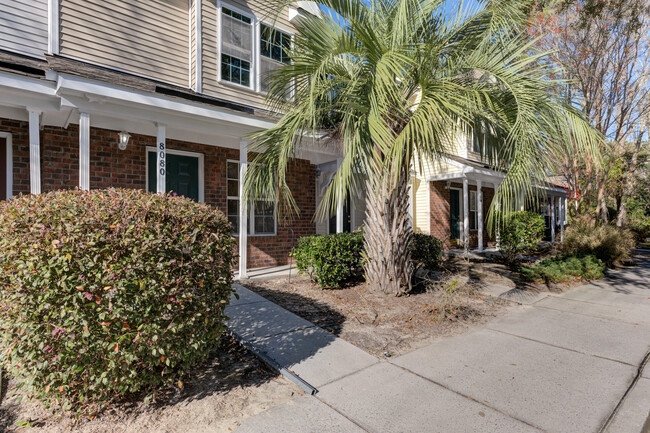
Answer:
(363, 165, 413, 296)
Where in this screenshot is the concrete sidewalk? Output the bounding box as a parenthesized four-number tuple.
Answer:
(233, 253, 650, 433)
(226, 284, 378, 391)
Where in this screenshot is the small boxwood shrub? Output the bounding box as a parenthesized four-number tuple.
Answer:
(560, 217, 635, 266)
(0, 189, 236, 412)
(411, 233, 443, 272)
(498, 211, 546, 264)
(521, 254, 605, 283)
(293, 232, 365, 289)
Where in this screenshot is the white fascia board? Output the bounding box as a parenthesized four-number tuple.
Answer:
(538, 185, 568, 196)
(55, 74, 277, 131)
(0, 72, 57, 96)
(295, 1, 322, 18)
(0, 72, 60, 111)
(426, 171, 467, 182)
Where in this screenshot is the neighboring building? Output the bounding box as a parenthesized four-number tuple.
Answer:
(0, 0, 361, 276)
(410, 131, 569, 250)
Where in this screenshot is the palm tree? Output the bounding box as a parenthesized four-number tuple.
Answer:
(245, 0, 600, 296)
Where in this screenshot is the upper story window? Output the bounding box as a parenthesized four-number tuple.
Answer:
(468, 132, 482, 154)
(221, 8, 253, 88)
(260, 24, 291, 93)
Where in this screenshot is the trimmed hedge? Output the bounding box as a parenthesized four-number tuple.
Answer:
(0, 189, 236, 411)
(293, 232, 365, 289)
(521, 254, 605, 283)
(411, 233, 443, 273)
(293, 231, 443, 289)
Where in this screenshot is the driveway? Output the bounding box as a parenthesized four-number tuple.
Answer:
(235, 252, 650, 433)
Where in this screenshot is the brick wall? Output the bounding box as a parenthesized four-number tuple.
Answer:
(429, 180, 496, 249)
(1, 117, 316, 268)
(429, 181, 451, 246)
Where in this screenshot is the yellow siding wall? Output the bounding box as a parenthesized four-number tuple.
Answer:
(60, 0, 190, 86)
(412, 177, 430, 235)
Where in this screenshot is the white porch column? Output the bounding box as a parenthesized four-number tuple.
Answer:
(519, 189, 525, 211)
(560, 197, 567, 242)
(156, 124, 166, 194)
(28, 109, 41, 194)
(336, 157, 344, 233)
(494, 181, 501, 249)
(550, 196, 556, 243)
(238, 140, 249, 279)
(462, 177, 469, 250)
(477, 180, 483, 252)
(79, 112, 90, 191)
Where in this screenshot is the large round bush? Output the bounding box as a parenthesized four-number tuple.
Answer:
(0, 189, 236, 411)
(498, 211, 546, 264)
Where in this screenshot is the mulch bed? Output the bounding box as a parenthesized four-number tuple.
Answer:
(243, 265, 516, 358)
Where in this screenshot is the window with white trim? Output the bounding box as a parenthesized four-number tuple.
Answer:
(226, 160, 277, 235)
(469, 190, 478, 230)
(221, 7, 253, 87)
(227, 161, 241, 232)
(260, 24, 291, 94)
(260, 24, 291, 93)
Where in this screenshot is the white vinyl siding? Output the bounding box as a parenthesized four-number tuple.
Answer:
(0, 0, 48, 58)
(59, 0, 189, 86)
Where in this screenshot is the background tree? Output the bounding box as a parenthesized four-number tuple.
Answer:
(530, 0, 650, 225)
(245, 0, 599, 295)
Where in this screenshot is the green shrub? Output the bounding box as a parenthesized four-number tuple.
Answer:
(411, 233, 443, 272)
(0, 189, 236, 412)
(561, 217, 635, 266)
(522, 254, 605, 283)
(498, 211, 546, 264)
(292, 232, 365, 289)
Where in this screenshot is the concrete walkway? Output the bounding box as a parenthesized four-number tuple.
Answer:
(231, 253, 650, 433)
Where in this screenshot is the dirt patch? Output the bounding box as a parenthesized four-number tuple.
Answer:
(243, 266, 518, 358)
(444, 257, 583, 293)
(0, 335, 300, 433)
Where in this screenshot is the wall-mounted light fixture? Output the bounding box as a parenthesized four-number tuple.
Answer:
(118, 131, 131, 150)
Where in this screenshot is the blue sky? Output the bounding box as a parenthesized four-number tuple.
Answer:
(319, 0, 484, 25)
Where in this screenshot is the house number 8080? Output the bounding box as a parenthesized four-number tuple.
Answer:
(158, 142, 166, 176)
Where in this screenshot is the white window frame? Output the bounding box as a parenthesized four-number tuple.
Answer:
(218, 2, 256, 91)
(227, 159, 277, 236)
(469, 190, 478, 230)
(258, 21, 293, 95)
(145, 147, 205, 203)
(0, 132, 13, 200)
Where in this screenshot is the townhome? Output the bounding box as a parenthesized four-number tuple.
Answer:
(0, 0, 368, 277)
(410, 133, 569, 250)
(0, 0, 567, 273)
